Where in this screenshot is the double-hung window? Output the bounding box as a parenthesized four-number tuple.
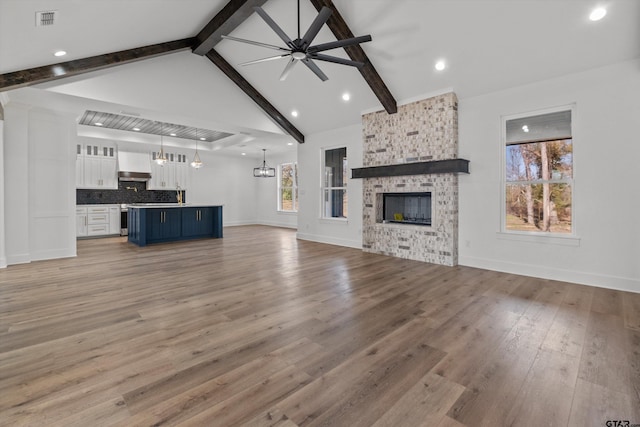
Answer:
(278, 163, 298, 212)
(322, 147, 347, 219)
(504, 107, 573, 234)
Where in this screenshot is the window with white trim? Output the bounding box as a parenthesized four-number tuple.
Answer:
(278, 162, 298, 212)
(322, 147, 347, 219)
(504, 108, 573, 234)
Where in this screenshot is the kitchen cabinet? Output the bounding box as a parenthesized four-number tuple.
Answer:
(109, 206, 120, 234)
(75, 143, 84, 188)
(175, 153, 190, 189)
(146, 208, 182, 242)
(77, 143, 117, 189)
(128, 205, 222, 247)
(149, 151, 190, 190)
(76, 206, 88, 237)
(181, 207, 214, 237)
(76, 205, 120, 237)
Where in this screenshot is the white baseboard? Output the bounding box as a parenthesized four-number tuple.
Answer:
(0, 256, 6, 269)
(459, 255, 640, 294)
(6, 253, 31, 265)
(223, 220, 259, 227)
(31, 249, 76, 262)
(296, 232, 362, 250)
(258, 220, 297, 230)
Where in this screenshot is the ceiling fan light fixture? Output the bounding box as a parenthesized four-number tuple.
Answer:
(254, 149, 276, 178)
(225, 0, 372, 82)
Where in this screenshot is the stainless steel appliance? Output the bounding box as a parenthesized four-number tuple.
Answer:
(120, 204, 128, 236)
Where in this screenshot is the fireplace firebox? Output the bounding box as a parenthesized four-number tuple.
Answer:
(382, 192, 432, 226)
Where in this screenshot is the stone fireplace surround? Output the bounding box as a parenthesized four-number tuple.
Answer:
(360, 92, 460, 266)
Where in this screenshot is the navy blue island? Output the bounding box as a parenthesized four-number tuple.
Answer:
(127, 204, 223, 247)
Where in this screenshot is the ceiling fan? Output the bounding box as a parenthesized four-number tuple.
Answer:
(221, 0, 372, 82)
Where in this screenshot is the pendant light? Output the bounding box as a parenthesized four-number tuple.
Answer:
(191, 128, 204, 169)
(253, 148, 275, 177)
(155, 121, 167, 166)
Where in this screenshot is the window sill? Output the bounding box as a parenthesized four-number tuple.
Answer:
(319, 217, 348, 224)
(277, 210, 298, 215)
(496, 231, 581, 247)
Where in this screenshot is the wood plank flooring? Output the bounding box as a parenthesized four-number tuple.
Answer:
(0, 225, 638, 426)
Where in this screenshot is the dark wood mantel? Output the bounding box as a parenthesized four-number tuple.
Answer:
(351, 159, 470, 179)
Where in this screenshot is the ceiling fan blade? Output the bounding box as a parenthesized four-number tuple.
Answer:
(301, 58, 329, 81)
(279, 58, 299, 81)
(300, 6, 332, 49)
(240, 54, 291, 66)
(308, 35, 372, 53)
(221, 35, 290, 52)
(310, 53, 365, 68)
(254, 6, 294, 48)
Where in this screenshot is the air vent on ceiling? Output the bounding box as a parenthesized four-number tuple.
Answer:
(35, 10, 58, 27)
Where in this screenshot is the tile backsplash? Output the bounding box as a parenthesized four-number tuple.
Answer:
(76, 181, 185, 205)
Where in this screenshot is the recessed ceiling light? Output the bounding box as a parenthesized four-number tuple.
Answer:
(522, 125, 529, 133)
(589, 7, 607, 21)
(241, 152, 246, 156)
(94, 122, 103, 126)
(287, 142, 294, 146)
(132, 127, 140, 131)
(170, 133, 176, 136)
(200, 137, 206, 141)
(291, 110, 299, 117)
(342, 92, 351, 101)
(435, 60, 446, 71)
(53, 50, 66, 57)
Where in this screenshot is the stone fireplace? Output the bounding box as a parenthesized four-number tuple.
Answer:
(358, 92, 463, 266)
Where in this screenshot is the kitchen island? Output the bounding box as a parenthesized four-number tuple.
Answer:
(127, 204, 223, 247)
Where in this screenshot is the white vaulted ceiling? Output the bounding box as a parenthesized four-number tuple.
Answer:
(1, 0, 638, 154)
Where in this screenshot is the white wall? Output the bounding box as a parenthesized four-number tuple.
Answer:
(255, 149, 298, 229)
(3, 103, 77, 265)
(458, 59, 640, 293)
(0, 119, 6, 268)
(4, 103, 31, 264)
(187, 150, 261, 226)
(297, 124, 363, 249)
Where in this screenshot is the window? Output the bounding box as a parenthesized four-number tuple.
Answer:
(504, 108, 573, 234)
(278, 163, 298, 212)
(322, 147, 347, 218)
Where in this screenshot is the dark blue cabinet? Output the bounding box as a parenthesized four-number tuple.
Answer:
(128, 205, 223, 247)
(147, 208, 182, 242)
(181, 207, 213, 237)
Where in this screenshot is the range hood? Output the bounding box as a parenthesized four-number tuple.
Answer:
(118, 152, 152, 182)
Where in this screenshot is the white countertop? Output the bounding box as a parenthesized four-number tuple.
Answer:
(127, 203, 223, 208)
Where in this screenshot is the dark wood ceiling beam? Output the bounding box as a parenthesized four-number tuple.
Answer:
(193, 0, 268, 55)
(0, 38, 195, 92)
(308, 0, 397, 114)
(205, 49, 304, 143)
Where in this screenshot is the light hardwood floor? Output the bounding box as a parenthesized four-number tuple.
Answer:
(0, 225, 638, 426)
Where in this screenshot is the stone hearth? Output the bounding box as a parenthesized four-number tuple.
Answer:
(361, 92, 459, 266)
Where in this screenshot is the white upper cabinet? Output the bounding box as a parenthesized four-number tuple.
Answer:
(149, 151, 190, 190)
(77, 142, 117, 189)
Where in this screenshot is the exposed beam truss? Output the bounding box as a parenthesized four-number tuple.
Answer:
(205, 49, 304, 143)
(193, 0, 269, 55)
(308, 0, 397, 114)
(0, 38, 195, 92)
